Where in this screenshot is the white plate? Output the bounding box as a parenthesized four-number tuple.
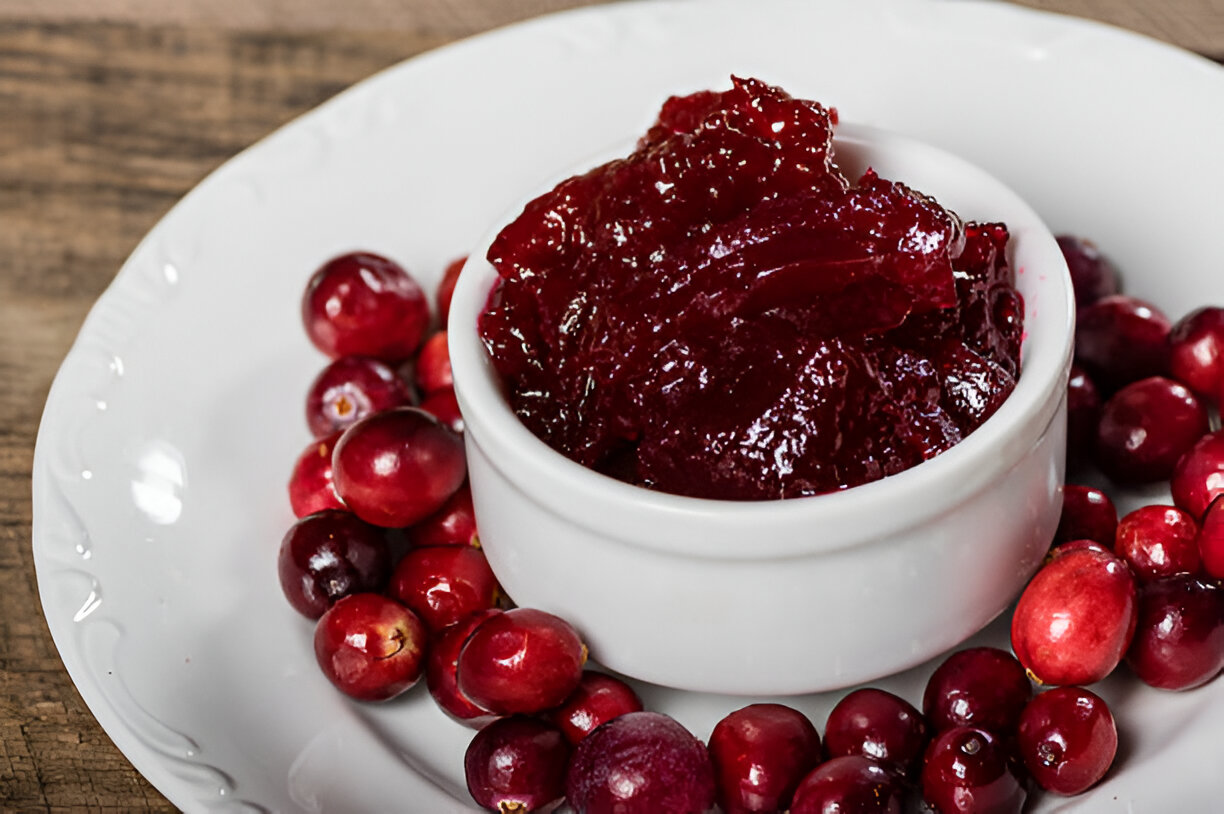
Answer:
(31, 0, 1224, 811)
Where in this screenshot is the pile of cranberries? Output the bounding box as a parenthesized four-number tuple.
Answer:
(278, 241, 1224, 813)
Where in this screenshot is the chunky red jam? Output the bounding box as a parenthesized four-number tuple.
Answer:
(479, 77, 1023, 500)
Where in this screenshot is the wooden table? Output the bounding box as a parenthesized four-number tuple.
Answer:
(1, 0, 1220, 809)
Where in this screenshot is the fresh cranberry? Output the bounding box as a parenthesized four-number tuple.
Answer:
(425, 608, 503, 729)
(565, 712, 716, 814)
(1011, 547, 1138, 686)
(1017, 686, 1117, 795)
(1066, 364, 1103, 470)
(464, 716, 571, 813)
(436, 255, 466, 330)
(921, 726, 1026, 814)
(331, 407, 466, 528)
(1126, 576, 1224, 690)
(302, 251, 429, 360)
(789, 755, 903, 814)
(457, 608, 586, 715)
(1199, 496, 1224, 578)
(1056, 235, 1119, 309)
(277, 509, 391, 619)
(312, 593, 426, 702)
(419, 388, 465, 434)
(415, 331, 454, 396)
(288, 431, 345, 518)
(411, 482, 479, 547)
(389, 545, 501, 632)
(305, 356, 414, 438)
(823, 688, 928, 781)
(923, 647, 1032, 735)
(1168, 306, 1224, 401)
(1094, 376, 1208, 483)
(1171, 430, 1224, 519)
(548, 671, 644, 745)
(1075, 294, 1171, 393)
(1114, 504, 1201, 582)
(1054, 484, 1117, 547)
(708, 703, 821, 814)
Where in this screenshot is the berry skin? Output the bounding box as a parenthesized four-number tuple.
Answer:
(464, 716, 571, 813)
(1054, 484, 1117, 548)
(1114, 504, 1201, 582)
(708, 703, 821, 814)
(1018, 686, 1117, 795)
(288, 432, 345, 518)
(278, 509, 391, 619)
(923, 647, 1032, 735)
(312, 593, 427, 702)
(921, 726, 1026, 814)
(1094, 376, 1208, 484)
(1126, 576, 1224, 690)
(824, 688, 928, 781)
(548, 671, 644, 745)
(790, 755, 903, 814)
(305, 356, 414, 438)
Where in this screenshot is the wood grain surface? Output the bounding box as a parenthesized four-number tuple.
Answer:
(1, 1, 1220, 810)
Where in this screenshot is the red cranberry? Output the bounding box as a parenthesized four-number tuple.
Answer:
(1094, 376, 1208, 483)
(565, 712, 715, 814)
(331, 407, 466, 528)
(923, 647, 1032, 735)
(305, 356, 414, 438)
(389, 545, 501, 632)
(436, 255, 466, 330)
(411, 482, 479, 547)
(1075, 294, 1171, 393)
(548, 671, 644, 745)
(789, 755, 903, 814)
(1050, 539, 1112, 559)
(278, 509, 391, 619)
(1114, 504, 1201, 582)
(1017, 686, 1117, 795)
(921, 726, 1026, 814)
(312, 593, 426, 701)
(415, 331, 454, 396)
(1171, 429, 1224, 519)
(1054, 484, 1117, 547)
(823, 688, 927, 781)
(288, 432, 345, 518)
(1056, 235, 1119, 309)
(1199, 496, 1224, 578)
(425, 608, 503, 729)
(1126, 576, 1224, 690)
(464, 716, 571, 813)
(1168, 306, 1224, 401)
(302, 251, 429, 360)
(1011, 547, 1138, 686)
(457, 608, 586, 715)
(708, 703, 821, 814)
(1066, 364, 1103, 470)
(419, 388, 465, 434)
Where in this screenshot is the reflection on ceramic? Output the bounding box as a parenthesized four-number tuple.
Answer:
(31, 0, 1224, 810)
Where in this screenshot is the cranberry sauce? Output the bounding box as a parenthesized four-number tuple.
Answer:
(479, 77, 1022, 500)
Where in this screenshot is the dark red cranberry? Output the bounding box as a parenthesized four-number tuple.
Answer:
(302, 251, 429, 360)
(288, 432, 346, 518)
(436, 255, 466, 330)
(789, 755, 903, 814)
(425, 608, 503, 728)
(1011, 547, 1138, 686)
(1066, 364, 1103, 470)
(464, 716, 571, 813)
(565, 712, 715, 814)
(921, 726, 1026, 814)
(1126, 576, 1224, 690)
(1056, 235, 1119, 309)
(1168, 306, 1224, 401)
(1114, 504, 1201, 582)
(313, 593, 426, 701)
(331, 407, 466, 528)
(415, 331, 454, 396)
(548, 671, 644, 745)
(419, 388, 465, 434)
(708, 703, 821, 814)
(305, 356, 414, 438)
(1075, 294, 1171, 393)
(411, 482, 479, 547)
(1199, 496, 1224, 578)
(823, 688, 928, 781)
(458, 608, 586, 715)
(1094, 376, 1208, 483)
(1017, 686, 1117, 795)
(389, 545, 501, 633)
(923, 647, 1032, 735)
(1171, 430, 1224, 519)
(277, 510, 391, 619)
(1054, 484, 1117, 547)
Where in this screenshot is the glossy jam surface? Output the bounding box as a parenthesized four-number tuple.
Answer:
(480, 77, 1022, 499)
